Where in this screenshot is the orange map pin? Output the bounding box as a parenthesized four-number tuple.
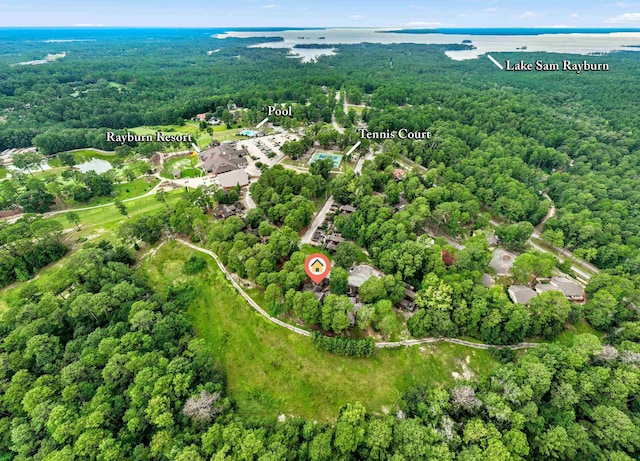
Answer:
(305, 253, 331, 284)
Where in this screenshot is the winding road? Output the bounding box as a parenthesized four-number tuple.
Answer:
(176, 238, 538, 350)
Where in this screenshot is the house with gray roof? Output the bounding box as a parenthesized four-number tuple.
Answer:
(508, 285, 538, 305)
(549, 276, 585, 302)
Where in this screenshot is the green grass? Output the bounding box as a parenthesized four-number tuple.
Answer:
(144, 241, 499, 421)
(49, 178, 160, 211)
(161, 156, 204, 179)
(52, 187, 183, 237)
(554, 319, 604, 345)
(346, 104, 367, 115)
(0, 166, 7, 179)
(178, 168, 204, 179)
(58, 149, 119, 163)
(0, 189, 184, 317)
(108, 82, 125, 91)
(129, 122, 244, 149)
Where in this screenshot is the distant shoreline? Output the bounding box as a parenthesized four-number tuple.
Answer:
(376, 27, 640, 36)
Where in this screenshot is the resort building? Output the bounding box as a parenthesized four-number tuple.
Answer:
(199, 144, 248, 176)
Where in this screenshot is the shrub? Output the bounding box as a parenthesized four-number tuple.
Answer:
(183, 256, 207, 275)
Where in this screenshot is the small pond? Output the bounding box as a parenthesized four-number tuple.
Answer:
(76, 158, 113, 174)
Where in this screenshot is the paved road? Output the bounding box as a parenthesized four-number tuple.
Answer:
(343, 90, 348, 115)
(332, 90, 345, 134)
(177, 238, 541, 350)
(331, 113, 344, 134)
(489, 215, 599, 281)
(424, 225, 464, 250)
(354, 146, 373, 174)
(529, 238, 595, 283)
(301, 196, 335, 244)
(244, 187, 256, 210)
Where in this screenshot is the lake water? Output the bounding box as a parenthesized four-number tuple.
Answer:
(76, 158, 112, 174)
(219, 28, 640, 61)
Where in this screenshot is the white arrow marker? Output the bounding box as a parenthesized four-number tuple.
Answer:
(487, 54, 504, 70)
(256, 117, 269, 129)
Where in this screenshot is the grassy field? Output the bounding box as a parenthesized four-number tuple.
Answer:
(50, 187, 184, 237)
(0, 189, 185, 316)
(53, 149, 119, 166)
(48, 177, 160, 211)
(129, 122, 244, 149)
(347, 104, 368, 115)
(554, 319, 604, 345)
(161, 156, 204, 179)
(143, 241, 499, 421)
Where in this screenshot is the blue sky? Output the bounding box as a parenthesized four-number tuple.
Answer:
(1, 0, 640, 28)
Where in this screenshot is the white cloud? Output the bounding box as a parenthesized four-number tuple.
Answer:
(519, 11, 536, 19)
(607, 11, 640, 22)
(571, 13, 580, 18)
(350, 15, 368, 21)
(402, 21, 452, 27)
(263, 4, 279, 9)
(410, 4, 424, 9)
(484, 7, 498, 12)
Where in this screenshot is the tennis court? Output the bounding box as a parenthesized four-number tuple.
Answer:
(309, 152, 343, 168)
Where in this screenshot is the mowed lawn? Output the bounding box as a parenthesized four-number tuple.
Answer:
(54, 189, 183, 235)
(0, 189, 186, 315)
(129, 122, 244, 149)
(144, 241, 499, 421)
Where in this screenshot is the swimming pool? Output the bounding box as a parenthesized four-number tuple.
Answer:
(239, 129, 258, 137)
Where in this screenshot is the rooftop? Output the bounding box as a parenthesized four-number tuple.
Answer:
(217, 169, 249, 189)
(200, 144, 248, 175)
(550, 276, 585, 298)
(348, 264, 383, 288)
(490, 248, 517, 276)
(535, 283, 561, 294)
(508, 285, 538, 304)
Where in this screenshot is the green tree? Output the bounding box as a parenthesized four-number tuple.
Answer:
(529, 291, 571, 339)
(511, 252, 556, 285)
(334, 241, 359, 268)
(330, 267, 349, 295)
(114, 198, 129, 218)
(66, 211, 81, 230)
(58, 152, 76, 166)
(321, 294, 351, 333)
(495, 222, 534, 251)
(334, 402, 367, 455)
(310, 158, 334, 180)
(155, 189, 168, 208)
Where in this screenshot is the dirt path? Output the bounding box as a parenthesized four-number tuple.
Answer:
(534, 192, 556, 237)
